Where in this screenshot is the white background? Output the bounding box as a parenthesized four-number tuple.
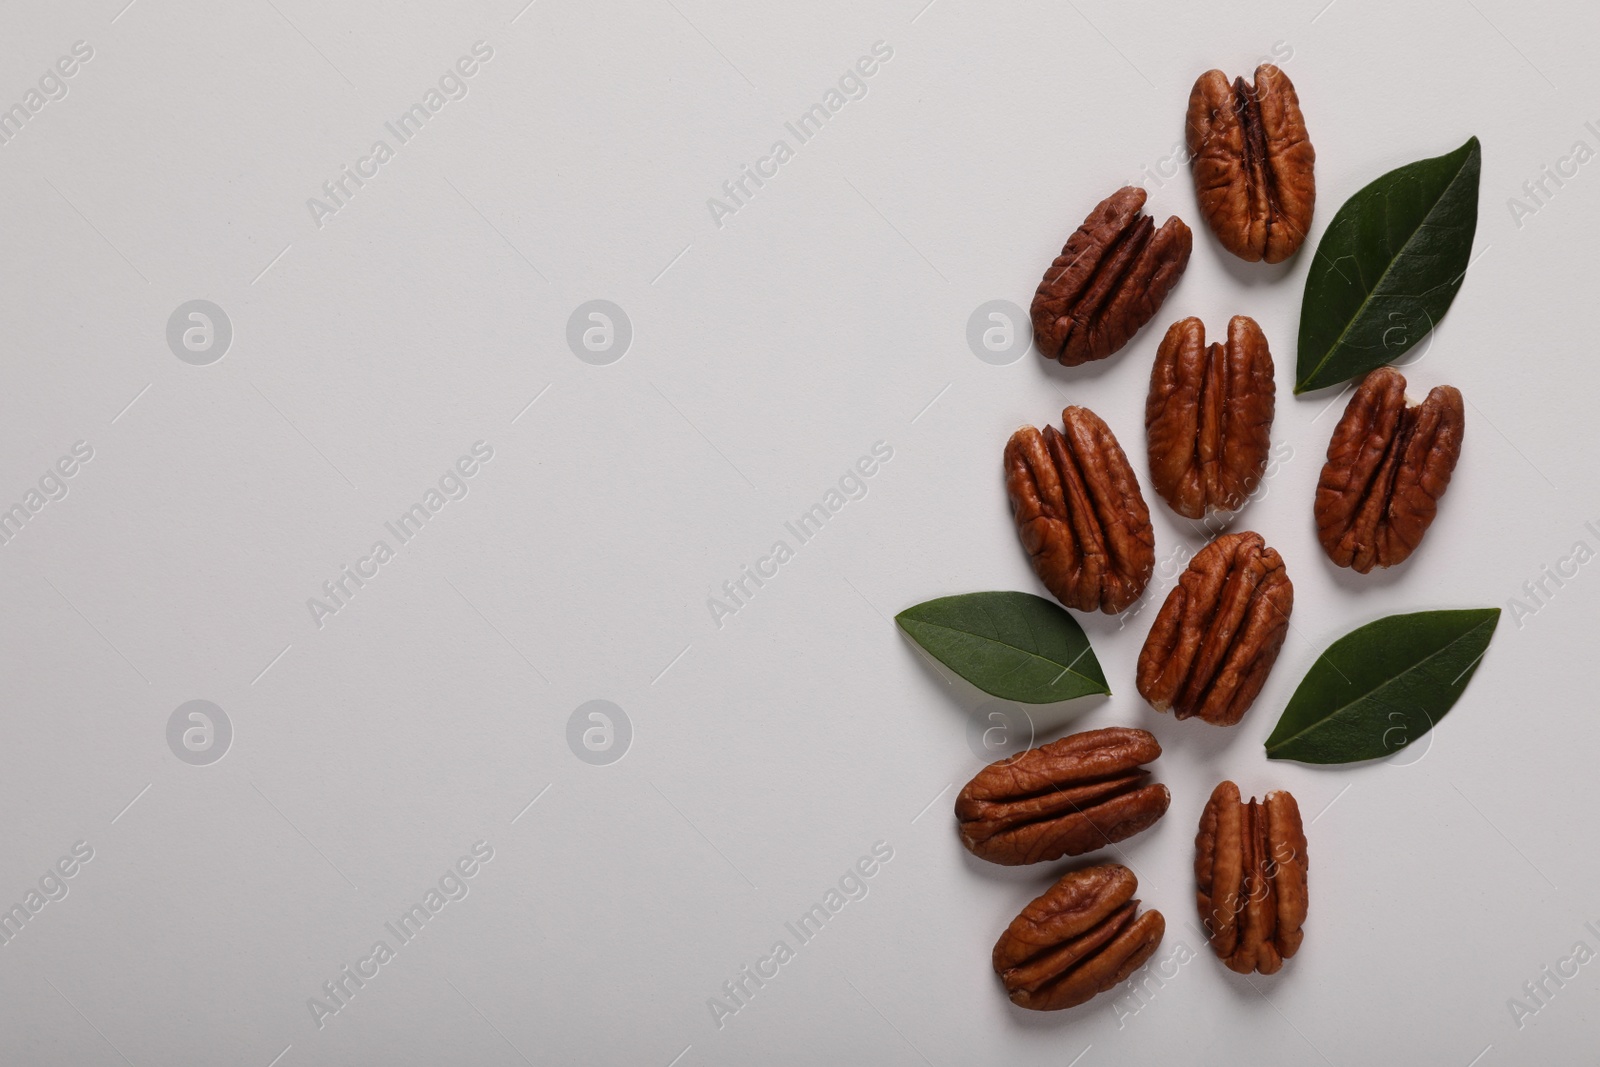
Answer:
(0, 0, 1595, 1064)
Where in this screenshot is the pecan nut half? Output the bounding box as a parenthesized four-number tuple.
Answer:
(994, 864, 1166, 1011)
(1315, 367, 1465, 573)
(1005, 407, 1156, 614)
(1195, 782, 1307, 975)
(1136, 531, 1293, 726)
(1186, 64, 1315, 263)
(1146, 315, 1276, 519)
(1030, 186, 1192, 366)
(956, 727, 1170, 865)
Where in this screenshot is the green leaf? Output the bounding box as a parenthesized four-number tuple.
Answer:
(895, 591, 1110, 704)
(1264, 608, 1500, 764)
(1294, 137, 1481, 394)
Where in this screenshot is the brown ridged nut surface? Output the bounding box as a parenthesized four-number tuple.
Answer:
(1195, 782, 1308, 975)
(1004, 407, 1156, 614)
(956, 727, 1170, 866)
(1030, 186, 1192, 366)
(993, 864, 1166, 1010)
(1146, 315, 1276, 519)
(1136, 532, 1293, 726)
(1185, 65, 1315, 263)
(1315, 367, 1465, 573)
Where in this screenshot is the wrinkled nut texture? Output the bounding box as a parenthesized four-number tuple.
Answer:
(956, 727, 1171, 866)
(1186, 65, 1315, 264)
(1146, 315, 1276, 519)
(1031, 186, 1193, 366)
(1136, 532, 1292, 726)
(994, 864, 1166, 1010)
(1005, 407, 1156, 614)
(1315, 367, 1465, 573)
(1195, 782, 1307, 975)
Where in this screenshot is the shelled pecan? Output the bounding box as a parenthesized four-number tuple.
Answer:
(956, 727, 1170, 865)
(1315, 366, 1465, 572)
(1136, 532, 1293, 726)
(1146, 315, 1276, 519)
(1194, 781, 1307, 974)
(1186, 64, 1315, 263)
(1005, 407, 1156, 614)
(1030, 186, 1192, 366)
(994, 864, 1166, 1010)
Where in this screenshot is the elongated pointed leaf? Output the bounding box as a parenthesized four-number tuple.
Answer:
(895, 591, 1109, 703)
(1264, 608, 1499, 764)
(1295, 137, 1481, 394)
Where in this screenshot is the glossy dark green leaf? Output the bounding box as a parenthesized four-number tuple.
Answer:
(1264, 608, 1500, 764)
(895, 591, 1109, 703)
(1295, 137, 1481, 394)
